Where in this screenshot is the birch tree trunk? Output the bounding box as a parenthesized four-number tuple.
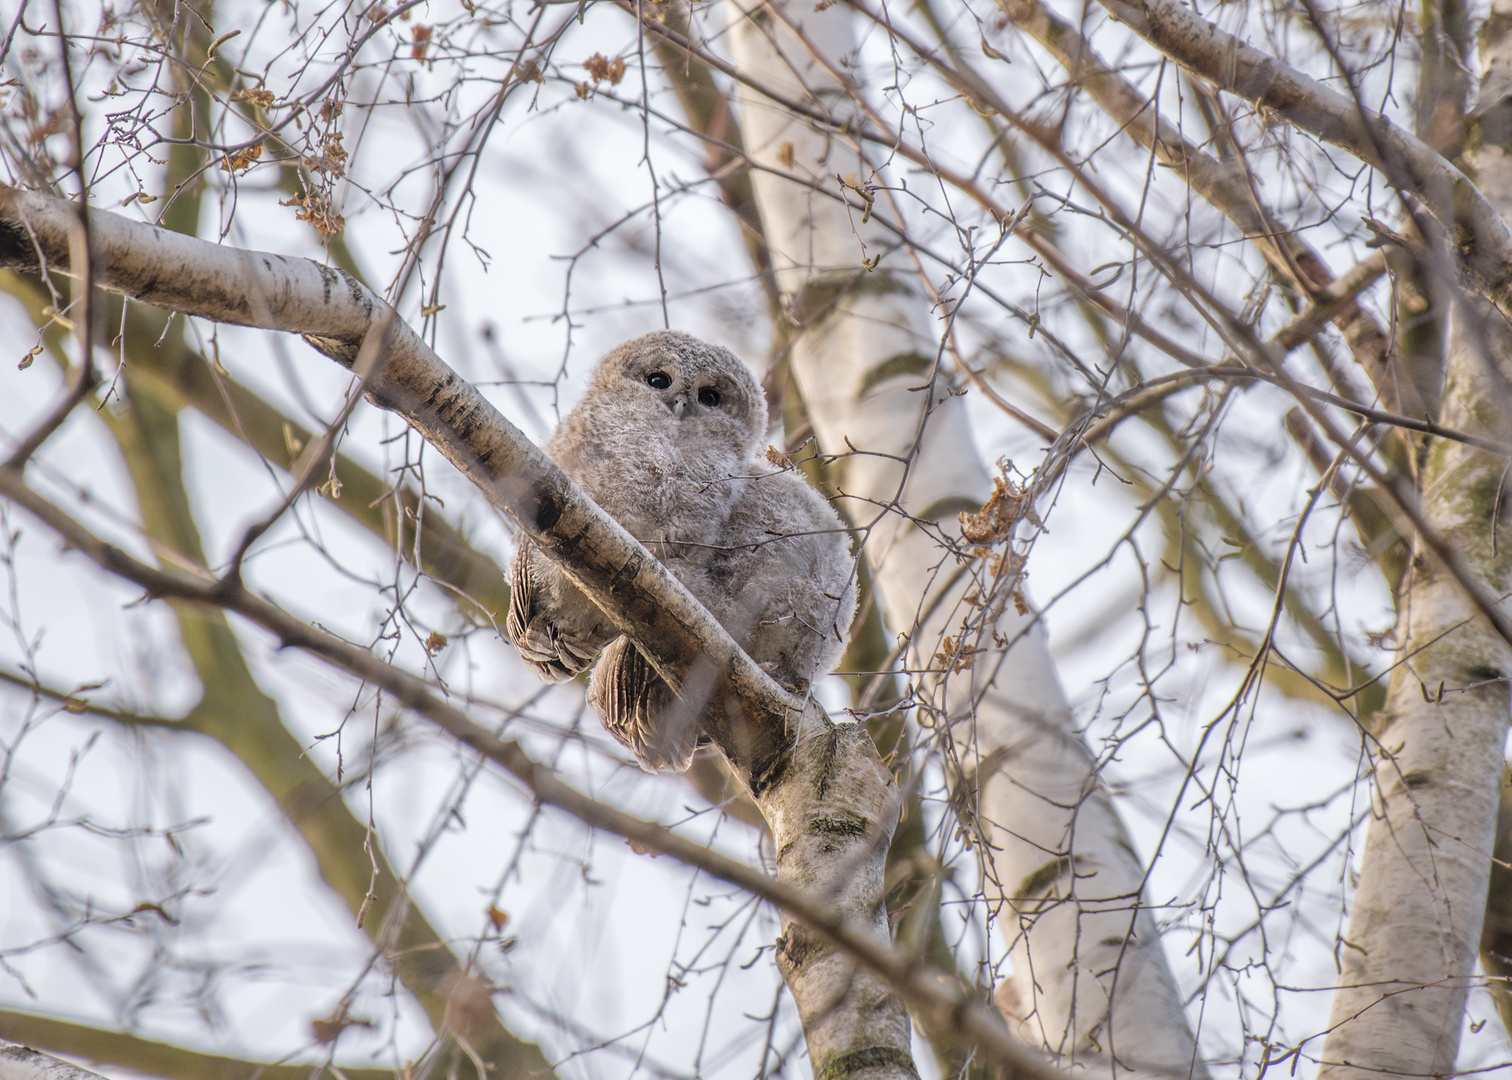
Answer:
(754, 726, 915, 1080)
(722, 4, 1203, 1074)
(1317, 8, 1512, 1075)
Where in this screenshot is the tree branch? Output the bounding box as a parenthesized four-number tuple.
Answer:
(1093, 0, 1512, 308)
(0, 1015, 391, 1080)
(0, 183, 795, 785)
(992, 0, 1414, 413)
(0, 459, 1087, 1080)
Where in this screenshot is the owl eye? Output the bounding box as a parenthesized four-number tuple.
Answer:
(697, 387, 721, 408)
(646, 372, 672, 390)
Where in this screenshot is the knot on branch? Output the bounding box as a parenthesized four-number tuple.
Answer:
(775, 924, 825, 972)
(815, 1046, 921, 1080)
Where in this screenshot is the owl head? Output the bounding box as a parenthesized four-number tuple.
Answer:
(590, 331, 766, 456)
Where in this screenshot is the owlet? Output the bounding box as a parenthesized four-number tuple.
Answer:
(506, 330, 856, 772)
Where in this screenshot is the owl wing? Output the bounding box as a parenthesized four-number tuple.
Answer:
(506, 539, 611, 682)
(708, 469, 857, 691)
(587, 637, 700, 773)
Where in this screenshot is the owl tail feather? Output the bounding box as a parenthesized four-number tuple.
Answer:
(588, 637, 701, 773)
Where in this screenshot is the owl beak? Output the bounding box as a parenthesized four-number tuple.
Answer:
(671, 393, 687, 418)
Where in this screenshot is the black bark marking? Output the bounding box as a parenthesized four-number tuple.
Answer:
(341, 268, 369, 310)
(747, 736, 790, 797)
(857, 352, 933, 399)
(316, 263, 339, 304)
(424, 369, 458, 410)
(814, 724, 843, 801)
(811, 813, 870, 853)
(1016, 855, 1073, 900)
(0, 212, 35, 270)
(533, 485, 564, 532)
(609, 551, 647, 595)
(810, 814, 869, 835)
(775, 924, 825, 971)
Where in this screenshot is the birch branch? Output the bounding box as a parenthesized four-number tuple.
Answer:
(0, 182, 792, 784)
(0, 1043, 112, 1080)
(1092, 0, 1512, 308)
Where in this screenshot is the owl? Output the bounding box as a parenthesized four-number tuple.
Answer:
(507, 330, 857, 772)
(507, 331, 766, 680)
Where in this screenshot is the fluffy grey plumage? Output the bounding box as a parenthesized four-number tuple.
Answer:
(704, 462, 856, 690)
(507, 331, 764, 681)
(587, 460, 857, 771)
(507, 330, 855, 772)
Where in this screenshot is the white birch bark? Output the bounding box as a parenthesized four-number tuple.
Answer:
(0, 1044, 113, 1080)
(757, 724, 916, 1080)
(1317, 11, 1512, 1075)
(722, 5, 1204, 1074)
(0, 185, 916, 1080)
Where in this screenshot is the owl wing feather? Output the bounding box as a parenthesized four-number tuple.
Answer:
(706, 468, 857, 691)
(507, 539, 608, 682)
(588, 637, 699, 773)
